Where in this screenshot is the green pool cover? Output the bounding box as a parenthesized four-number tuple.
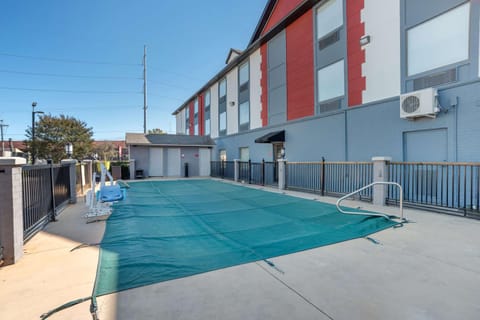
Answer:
(93, 179, 397, 297)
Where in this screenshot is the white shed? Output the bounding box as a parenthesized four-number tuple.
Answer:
(126, 133, 215, 178)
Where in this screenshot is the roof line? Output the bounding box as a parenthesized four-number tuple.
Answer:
(171, 0, 320, 116)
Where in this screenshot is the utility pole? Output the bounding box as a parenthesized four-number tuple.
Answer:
(0, 120, 8, 155)
(143, 45, 148, 134)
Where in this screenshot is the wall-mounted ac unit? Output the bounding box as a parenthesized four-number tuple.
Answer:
(400, 87, 438, 119)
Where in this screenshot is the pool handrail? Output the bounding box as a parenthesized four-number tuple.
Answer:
(336, 182, 404, 221)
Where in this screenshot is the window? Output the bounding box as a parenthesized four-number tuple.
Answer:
(204, 90, 211, 136)
(239, 102, 250, 127)
(239, 147, 249, 162)
(317, 60, 345, 103)
(316, 0, 343, 40)
(407, 3, 470, 76)
(238, 62, 250, 131)
(219, 149, 227, 161)
(185, 105, 190, 135)
(194, 98, 199, 135)
(218, 78, 227, 136)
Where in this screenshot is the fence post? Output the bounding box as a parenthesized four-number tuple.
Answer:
(278, 159, 287, 190)
(234, 159, 239, 182)
(372, 157, 392, 206)
(248, 160, 252, 184)
(321, 157, 326, 196)
(0, 157, 26, 265)
(61, 159, 77, 204)
(261, 159, 265, 186)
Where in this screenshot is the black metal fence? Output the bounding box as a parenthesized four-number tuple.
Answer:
(387, 162, 480, 217)
(22, 164, 72, 241)
(211, 159, 480, 218)
(210, 161, 235, 180)
(286, 161, 373, 200)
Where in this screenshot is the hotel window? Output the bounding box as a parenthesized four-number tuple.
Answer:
(219, 149, 227, 161)
(194, 97, 199, 135)
(239, 147, 249, 162)
(407, 3, 470, 76)
(316, 0, 343, 48)
(317, 59, 345, 106)
(185, 105, 190, 135)
(218, 78, 227, 136)
(238, 61, 250, 132)
(204, 90, 211, 136)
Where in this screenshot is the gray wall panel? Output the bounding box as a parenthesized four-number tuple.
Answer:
(213, 81, 480, 163)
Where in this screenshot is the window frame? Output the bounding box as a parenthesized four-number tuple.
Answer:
(406, 2, 471, 77)
(238, 61, 250, 132)
(204, 89, 211, 136)
(218, 78, 227, 136)
(185, 105, 190, 135)
(316, 59, 345, 107)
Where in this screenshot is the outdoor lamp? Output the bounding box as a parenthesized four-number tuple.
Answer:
(65, 143, 73, 158)
(31, 102, 44, 164)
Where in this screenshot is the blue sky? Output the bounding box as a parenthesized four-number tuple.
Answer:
(0, 0, 266, 141)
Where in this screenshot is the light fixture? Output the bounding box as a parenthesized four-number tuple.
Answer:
(360, 35, 371, 46)
(229, 101, 235, 107)
(65, 142, 73, 158)
(31, 102, 44, 164)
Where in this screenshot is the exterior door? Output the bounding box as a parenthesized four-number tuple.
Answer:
(167, 148, 181, 177)
(149, 147, 164, 177)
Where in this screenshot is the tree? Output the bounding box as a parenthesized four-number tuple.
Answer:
(25, 114, 94, 163)
(93, 141, 119, 161)
(147, 128, 166, 134)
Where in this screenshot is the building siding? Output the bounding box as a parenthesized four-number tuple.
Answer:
(210, 82, 219, 138)
(362, 0, 401, 103)
(262, 0, 305, 36)
(250, 48, 263, 130)
(260, 44, 269, 126)
(346, 0, 366, 107)
(286, 9, 315, 121)
(226, 68, 239, 135)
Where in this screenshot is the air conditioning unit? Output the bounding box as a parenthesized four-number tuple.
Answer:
(400, 87, 438, 119)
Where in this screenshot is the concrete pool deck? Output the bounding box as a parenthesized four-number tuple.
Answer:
(1, 179, 480, 319)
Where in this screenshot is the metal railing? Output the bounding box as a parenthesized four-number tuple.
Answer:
(387, 162, 480, 217)
(337, 182, 404, 220)
(210, 161, 235, 180)
(286, 161, 373, 200)
(22, 164, 71, 241)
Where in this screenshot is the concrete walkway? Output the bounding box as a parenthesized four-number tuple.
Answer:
(1, 183, 480, 319)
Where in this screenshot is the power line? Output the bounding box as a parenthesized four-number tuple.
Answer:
(0, 52, 141, 66)
(0, 86, 142, 95)
(0, 69, 142, 80)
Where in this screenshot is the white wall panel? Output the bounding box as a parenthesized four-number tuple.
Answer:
(226, 68, 239, 135)
(176, 109, 185, 134)
(362, 0, 401, 103)
(210, 82, 219, 138)
(250, 49, 263, 129)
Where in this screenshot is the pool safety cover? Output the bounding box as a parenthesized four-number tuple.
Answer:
(93, 180, 397, 296)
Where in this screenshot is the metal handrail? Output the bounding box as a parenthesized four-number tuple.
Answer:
(336, 182, 404, 221)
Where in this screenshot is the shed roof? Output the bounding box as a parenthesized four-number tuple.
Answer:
(126, 133, 215, 147)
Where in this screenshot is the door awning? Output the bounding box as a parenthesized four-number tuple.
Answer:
(254, 130, 285, 143)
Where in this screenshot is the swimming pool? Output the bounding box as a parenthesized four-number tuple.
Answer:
(93, 179, 398, 297)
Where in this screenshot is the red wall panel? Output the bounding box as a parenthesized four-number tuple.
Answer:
(260, 44, 268, 127)
(199, 94, 204, 136)
(189, 101, 195, 135)
(346, 0, 366, 107)
(262, 0, 304, 35)
(286, 10, 314, 121)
